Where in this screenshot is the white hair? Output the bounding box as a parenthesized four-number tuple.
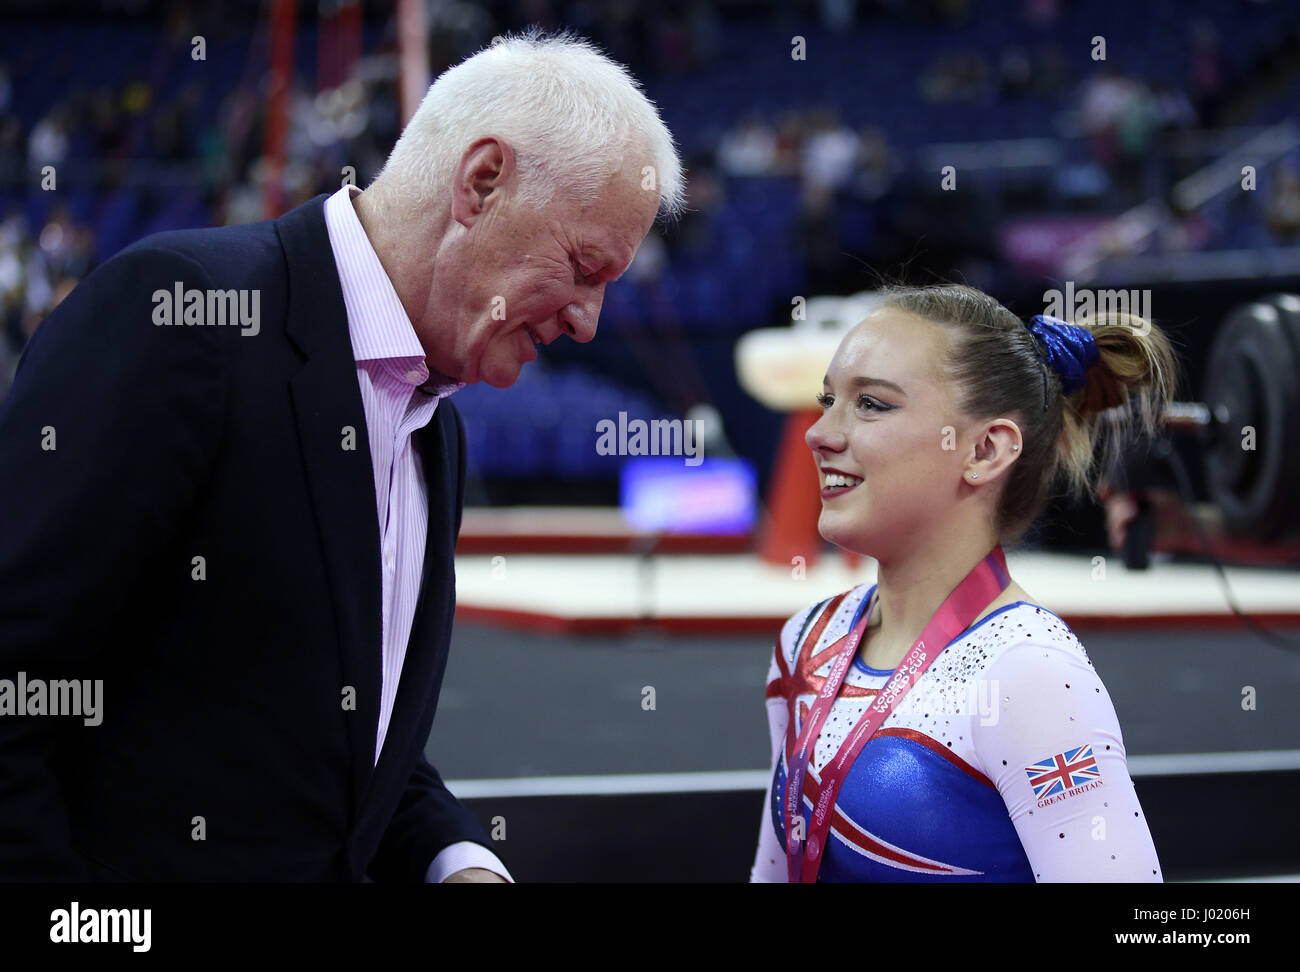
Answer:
(374, 28, 685, 220)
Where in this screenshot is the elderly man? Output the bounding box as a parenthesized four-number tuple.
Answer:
(0, 30, 682, 882)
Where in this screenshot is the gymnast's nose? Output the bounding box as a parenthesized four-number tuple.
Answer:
(806, 413, 848, 454)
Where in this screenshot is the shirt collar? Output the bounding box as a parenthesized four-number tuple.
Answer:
(416, 369, 466, 398)
(323, 185, 465, 400)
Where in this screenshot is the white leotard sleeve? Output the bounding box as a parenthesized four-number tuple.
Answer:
(751, 604, 820, 883)
(970, 639, 1163, 882)
(750, 655, 789, 882)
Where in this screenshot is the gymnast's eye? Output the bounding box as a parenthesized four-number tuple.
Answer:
(817, 391, 892, 412)
(857, 394, 890, 412)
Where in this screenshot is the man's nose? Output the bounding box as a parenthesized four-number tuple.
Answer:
(559, 286, 603, 343)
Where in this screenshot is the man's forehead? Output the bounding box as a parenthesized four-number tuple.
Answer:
(589, 200, 658, 264)
(592, 161, 659, 219)
(599, 186, 659, 234)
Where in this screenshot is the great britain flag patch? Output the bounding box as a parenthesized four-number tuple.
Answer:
(1024, 744, 1103, 798)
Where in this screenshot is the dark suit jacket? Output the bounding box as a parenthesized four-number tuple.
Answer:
(0, 193, 494, 881)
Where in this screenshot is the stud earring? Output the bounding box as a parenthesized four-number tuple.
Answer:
(1011, 444, 1020, 451)
(970, 473, 979, 480)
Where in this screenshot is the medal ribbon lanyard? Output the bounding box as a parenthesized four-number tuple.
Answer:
(784, 545, 1011, 883)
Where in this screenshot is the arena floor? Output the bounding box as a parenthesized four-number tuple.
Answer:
(428, 551, 1300, 881)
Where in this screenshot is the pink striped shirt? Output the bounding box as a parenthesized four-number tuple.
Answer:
(323, 185, 510, 883)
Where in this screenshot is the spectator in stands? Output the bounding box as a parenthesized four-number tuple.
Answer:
(800, 109, 859, 196)
(796, 181, 847, 294)
(854, 126, 895, 201)
(1150, 80, 1197, 132)
(1078, 66, 1140, 171)
(27, 107, 69, 173)
(718, 112, 777, 177)
(1188, 19, 1226, 126)
(772, 110, 806, 176)
(1115, 79, 1157, 203)
(667, 156, 723, 259)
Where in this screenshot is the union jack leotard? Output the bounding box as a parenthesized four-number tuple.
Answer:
(751, 583, 1163, 882)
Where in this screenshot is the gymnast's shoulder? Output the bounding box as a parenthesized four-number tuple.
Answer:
(774, 582, 874, 666)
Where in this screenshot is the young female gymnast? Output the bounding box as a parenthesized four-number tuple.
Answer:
(752, 284, 1177, 882)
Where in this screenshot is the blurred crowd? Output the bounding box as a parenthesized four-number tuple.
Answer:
(1, 0, 1298, 399)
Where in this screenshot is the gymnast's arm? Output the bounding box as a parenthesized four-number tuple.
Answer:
(970, 640, 1163, 882)
(750, 603, 820, 883)
(750, 660, 789, 883)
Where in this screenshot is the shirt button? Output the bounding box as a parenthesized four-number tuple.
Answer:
(405, 369, 425, 383)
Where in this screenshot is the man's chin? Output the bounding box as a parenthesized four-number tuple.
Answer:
(478, 358, 526, 389)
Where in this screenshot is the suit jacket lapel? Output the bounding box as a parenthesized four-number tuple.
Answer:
(277, 194, 384, 812)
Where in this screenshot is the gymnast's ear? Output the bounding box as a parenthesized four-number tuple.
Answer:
(967, 418, 1022, 486)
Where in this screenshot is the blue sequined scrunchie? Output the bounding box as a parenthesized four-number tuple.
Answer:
(1026, 314, 1100, 409)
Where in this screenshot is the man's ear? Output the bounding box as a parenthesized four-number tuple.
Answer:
(451, 136, 516, 227)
